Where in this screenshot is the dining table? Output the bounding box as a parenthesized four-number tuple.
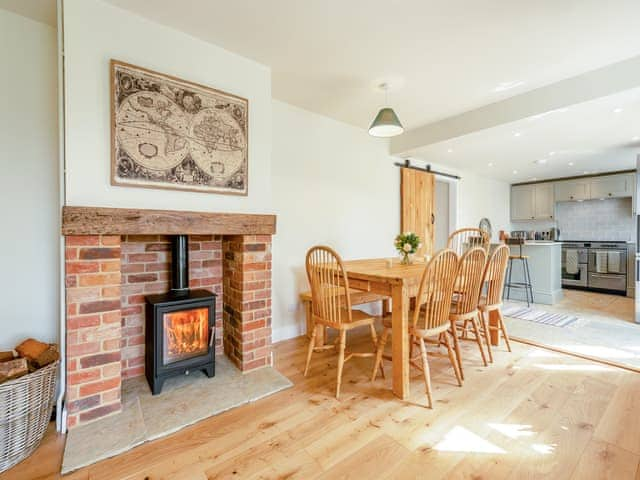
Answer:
(341, 257, 428, 400)
(341, 256, 503, 400)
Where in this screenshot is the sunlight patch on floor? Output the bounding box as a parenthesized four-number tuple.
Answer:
(531, 443, 557, 455)
(556, 344, 639, 359)
(532, 363, 614, 372)
(433, 426, 506, 454)
(487, 423, 536, 439)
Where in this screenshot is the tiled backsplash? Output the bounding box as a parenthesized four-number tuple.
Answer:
(557, 198, 635, 241)
(513, 197, 636, 242)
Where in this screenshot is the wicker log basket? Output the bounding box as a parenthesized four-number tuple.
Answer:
(0, 361, 58, 473)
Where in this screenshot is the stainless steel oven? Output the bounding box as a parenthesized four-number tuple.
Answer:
(561, 243, 589, 287)
(587, 242, 627, 293)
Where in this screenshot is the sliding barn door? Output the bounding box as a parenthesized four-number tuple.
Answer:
(401, 168, 435, 256)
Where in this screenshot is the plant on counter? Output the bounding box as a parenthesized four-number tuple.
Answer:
(394, 232, 421, 265)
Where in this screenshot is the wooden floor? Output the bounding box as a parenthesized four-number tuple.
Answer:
(4, 329, 640, 480)
(556, 289, 634, 323)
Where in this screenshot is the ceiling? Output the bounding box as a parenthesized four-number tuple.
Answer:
(411, 87, 640, 182)
(5, 0, 640, 183)
(0, 0, 55, 26)
(105, 0, 640, 131)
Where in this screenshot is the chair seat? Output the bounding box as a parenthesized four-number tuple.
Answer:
(300, 288, 388, 306)
(477, 296, 502, 311)
(315, 308, 375, 330)
(381, 313, 450, 338)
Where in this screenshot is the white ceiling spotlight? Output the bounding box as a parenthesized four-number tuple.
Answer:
(534, 158, 548, 165)
(512, 170, 518, 174)
(548, 151, 556, 156)
(368, 83, 404, 137)
(487, 162, 494, 167)
(632, 136, 639, 141)
(513, 132, 522, 137)
(613, 107, 623, 113)
(447, 148, 454, 153)
(568, 161, 574, 166)
(493, 81, 525, 92)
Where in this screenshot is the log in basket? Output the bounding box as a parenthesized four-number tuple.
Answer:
(0, 361, 58, 473)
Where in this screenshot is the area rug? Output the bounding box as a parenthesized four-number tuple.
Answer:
(62, 355, 292, 474)
(503, 306, 579, 328)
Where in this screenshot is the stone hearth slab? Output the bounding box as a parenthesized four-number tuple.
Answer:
(61, 356, 292, 474)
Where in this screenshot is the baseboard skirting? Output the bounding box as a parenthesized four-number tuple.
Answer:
(272, 323, 305, 343)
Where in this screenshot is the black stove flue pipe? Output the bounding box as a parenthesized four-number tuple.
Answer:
(171, 235, 189, 292)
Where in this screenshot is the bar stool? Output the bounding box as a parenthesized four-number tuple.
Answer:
(503, 241, 534, 307)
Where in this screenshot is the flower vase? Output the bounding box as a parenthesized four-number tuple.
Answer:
(400, 253, 413, 265)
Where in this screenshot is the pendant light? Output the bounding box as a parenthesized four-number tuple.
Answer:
(369, 83, 404, 137)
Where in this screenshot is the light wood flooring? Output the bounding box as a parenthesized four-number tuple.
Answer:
(4, 329, 640, 480)
(553, 289, 634, 323)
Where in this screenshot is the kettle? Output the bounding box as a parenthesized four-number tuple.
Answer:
(549, 227, 560, 241)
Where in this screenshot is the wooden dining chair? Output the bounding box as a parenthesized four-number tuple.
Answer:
(478, 244, 511, 362)
(447, 228, 490, 256)
(304, 246, 380, 399)
(372, 249, 461, 408)
(449, 247, 489, 379)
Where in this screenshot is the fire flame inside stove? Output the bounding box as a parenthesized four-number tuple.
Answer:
(163, 308, 209, 365)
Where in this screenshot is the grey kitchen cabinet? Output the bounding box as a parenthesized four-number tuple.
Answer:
(589, 174, 633, 199)
(555, 180, 590, 202)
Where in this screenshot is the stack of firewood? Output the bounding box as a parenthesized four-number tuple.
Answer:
(0, 339, 59, 384)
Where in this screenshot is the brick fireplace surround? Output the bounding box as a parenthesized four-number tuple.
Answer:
(61, 207, 276, 429)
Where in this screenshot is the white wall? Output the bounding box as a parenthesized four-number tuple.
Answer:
(0, 10, 59, 348)
(63, 0, 272, 213)
(456, 170, 511, 239)
(271, 100, 398, 341)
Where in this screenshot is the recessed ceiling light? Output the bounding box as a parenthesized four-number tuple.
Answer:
(487, 162, 494, 167)
(534, 159, 548, 165)
(568, 162, 574, 166)
(512, 170, 518, 174)
(530, 177, 538, 181)
(447, 148, 453, 153)
(583, 170, 591, 174)
(548, 151, 555, 156)
(513, 132, 522, 137)
(632, 136, 639, 141)
(613, 108, 623, 113)
(494, 81, 525, 92)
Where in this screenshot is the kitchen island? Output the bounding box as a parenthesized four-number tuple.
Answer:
(502, 241, 563, 305)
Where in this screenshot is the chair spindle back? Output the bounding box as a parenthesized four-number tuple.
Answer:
(447, 228, 490, 256)
(305, 246, 352, 325)
(413, 249, 459, 331)
(483, 244, 510, 307)
(452, 247, 488, 315)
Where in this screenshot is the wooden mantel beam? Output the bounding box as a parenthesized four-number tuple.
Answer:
(61, 206, 277, 236)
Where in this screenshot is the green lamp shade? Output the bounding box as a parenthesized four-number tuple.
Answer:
(368, 107, 404, 137)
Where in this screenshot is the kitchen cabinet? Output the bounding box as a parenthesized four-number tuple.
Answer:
(589, 174, 633, 199)
(511, 183, 555, 221)
(555, 180, 590, 202)
(533, 183, 555, 219)
(511, 185, 535, 220)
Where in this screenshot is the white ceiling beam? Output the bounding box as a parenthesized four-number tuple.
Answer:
(390, 54, 640, 155)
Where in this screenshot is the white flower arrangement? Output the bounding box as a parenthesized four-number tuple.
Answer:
(394, 232, 421, 264)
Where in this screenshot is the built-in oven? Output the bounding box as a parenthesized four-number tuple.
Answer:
(587, 243, 627, 294)
(561, 244, 589, 287)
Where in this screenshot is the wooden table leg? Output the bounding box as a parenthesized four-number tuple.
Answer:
(489, 309, 500, 347)
(391, 284, 410, 400)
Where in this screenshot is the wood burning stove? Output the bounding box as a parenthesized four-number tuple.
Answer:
(145, 235, 216, 395)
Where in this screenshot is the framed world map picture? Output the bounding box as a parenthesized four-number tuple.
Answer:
(110, 60, 248, 195)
